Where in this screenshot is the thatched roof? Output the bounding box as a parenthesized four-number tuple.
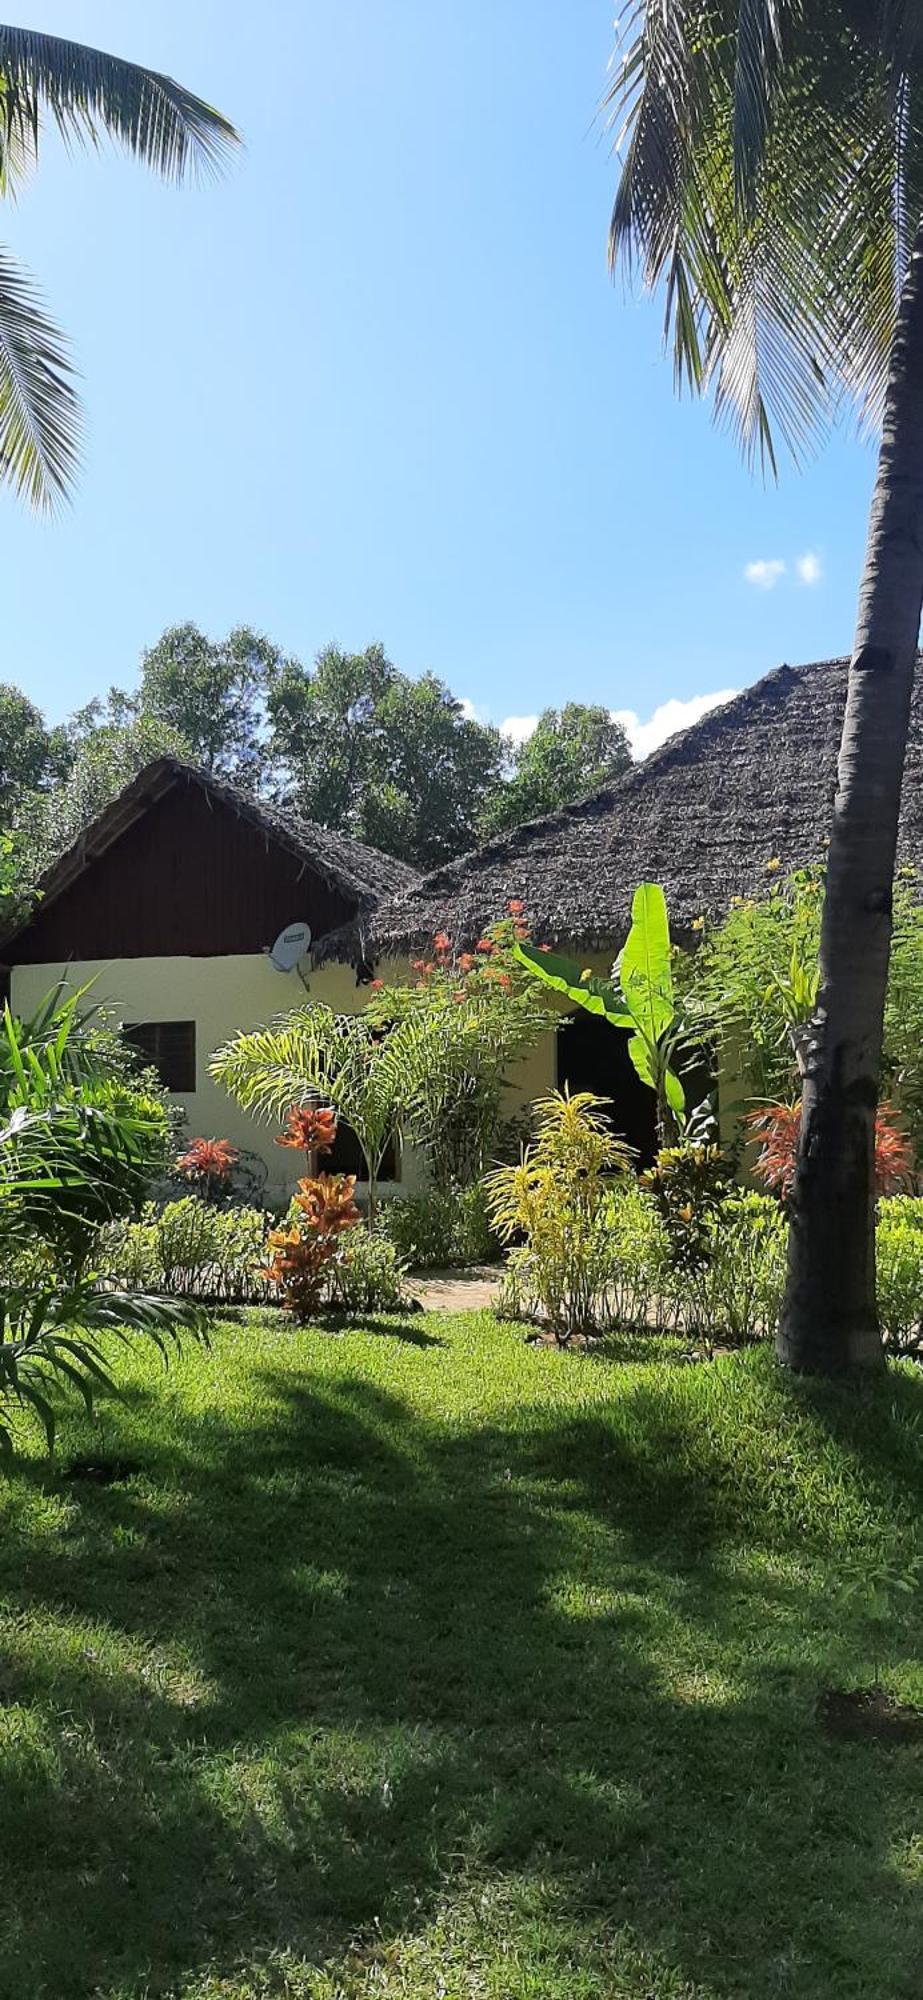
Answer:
(317, 656, 923, 962)
(6, 757, 418, 946)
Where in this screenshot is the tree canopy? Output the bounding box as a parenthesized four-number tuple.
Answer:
(484, 705, 631, 835)
(6, 627, 640, 894)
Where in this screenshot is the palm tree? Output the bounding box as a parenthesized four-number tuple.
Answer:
(0, 24, 237, 509)
(607, 1, 923, 1373)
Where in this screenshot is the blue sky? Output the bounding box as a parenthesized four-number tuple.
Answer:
(3, 0, 881, 754)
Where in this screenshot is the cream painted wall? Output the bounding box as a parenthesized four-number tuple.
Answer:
(9, 952, 427, 1204)
(10, 944, 736, 1199)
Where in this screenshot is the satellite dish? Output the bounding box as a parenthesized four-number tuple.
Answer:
(269, 921, 312, 972)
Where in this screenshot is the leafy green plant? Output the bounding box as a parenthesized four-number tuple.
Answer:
(0, 1285, 204, 1453)
(640, 1140, 734, 1271)
(595, 1178, 674, 1334)
(516, 884, 695, 1141)
(876, 1197, 923, 1355)
(381, 1182, 497, 1269)
(686, 1194, 788, 1350)
(365, 912, 558, 1186)
(486, 1090, 633, 1342)
(330, 1229, 410, 1314)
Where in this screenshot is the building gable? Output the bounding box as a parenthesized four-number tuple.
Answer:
(6, 776, 358, 964)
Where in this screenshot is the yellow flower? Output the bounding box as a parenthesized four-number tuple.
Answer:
(580, 968, 593, 983)
(766, 856, 781, 872)
(691, 916, 705, 932)
(730, 896, 744, 908)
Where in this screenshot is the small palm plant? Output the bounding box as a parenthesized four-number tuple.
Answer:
(211, 1004, 474, 1223)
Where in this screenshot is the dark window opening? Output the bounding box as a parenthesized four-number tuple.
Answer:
(124, 1019, 196, 1094)
(328, 1122, 399, 1182)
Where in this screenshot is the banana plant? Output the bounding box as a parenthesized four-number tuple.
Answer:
(515, 882, 690, 1142)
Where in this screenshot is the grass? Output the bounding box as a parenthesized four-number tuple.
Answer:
(1, 1311, 922, 1998)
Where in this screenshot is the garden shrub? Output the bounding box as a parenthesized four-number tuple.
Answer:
(640, 1138, 734, 1270)
(686, 1193, 787, 1347)
(487, 1090, 633, 1341)
(381, 1180, 497, 1268)
(330, 1230, 410, 1313)
(97, 1198, 272, 1304)
(597, 1179, 674, 1332)
(266, 1174, 362, 1321)
(877, 1196, 923, 1354)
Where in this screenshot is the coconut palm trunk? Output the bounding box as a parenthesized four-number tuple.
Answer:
(778, 218, 923, 1374)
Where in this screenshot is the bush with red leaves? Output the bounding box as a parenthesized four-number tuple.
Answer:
(747, 1101, 914, 1203)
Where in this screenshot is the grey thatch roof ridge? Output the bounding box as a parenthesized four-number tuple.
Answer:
(6, 757, 418, 946)
(316, 655, 923, 962)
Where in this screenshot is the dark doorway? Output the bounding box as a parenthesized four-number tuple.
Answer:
(556, 1010, 657, 1168)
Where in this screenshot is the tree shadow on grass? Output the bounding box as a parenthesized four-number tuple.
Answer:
(0, 1356, 919, 1997)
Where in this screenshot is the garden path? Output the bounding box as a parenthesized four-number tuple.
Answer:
(409, 1265, 502, 1313)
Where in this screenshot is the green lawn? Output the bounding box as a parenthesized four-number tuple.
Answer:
(1, 1312, 922, 1999)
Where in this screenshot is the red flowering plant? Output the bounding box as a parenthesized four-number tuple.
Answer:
(263, 1172, 361, 1321)
(175, 1136, 240, 1205)
(748, 1100, 914, 1204)
(363, 903, 559, 1184)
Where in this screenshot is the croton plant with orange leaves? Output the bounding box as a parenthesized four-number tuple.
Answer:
(747, 1100, 914, 1204)
(275, 1102, 338, 1162)
(175, 1136, 240, 1202)
(263, 1171, 361, 1320)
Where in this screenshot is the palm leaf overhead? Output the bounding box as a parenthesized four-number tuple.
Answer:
(0, 26, 238, 180)
(0, 23, 238, 511)
(605, 0, 923, 466)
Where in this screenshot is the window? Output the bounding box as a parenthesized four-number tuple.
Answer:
(124, 1019, 196, 1093)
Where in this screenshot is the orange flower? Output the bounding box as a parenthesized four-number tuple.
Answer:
(459, 952, 476, 972)
(369, 977, 384, 991)
(508, 899, 524, 916)
(513, 924, 528, 940)
(476, 938, 495, 954)
(497, 972, 512, 990)
(434, 930, 451, 952)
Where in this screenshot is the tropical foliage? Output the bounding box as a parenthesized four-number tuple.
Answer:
(748, 1101, 914, 1203)
(517, 882, 697, 1139)
(365, 912, 558, 1184)
(0, 25, 237, 511)
(486, 1089, 633, 1342)
(264, 1173, 362, 1321)
(0, 994, 204, 1447)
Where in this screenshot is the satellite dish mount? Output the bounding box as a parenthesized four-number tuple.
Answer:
(269, 921, 312, 973)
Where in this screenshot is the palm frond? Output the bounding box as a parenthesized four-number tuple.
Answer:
(0, 26, 239, 181)
(0, 244, 79, 509)
(0, 1284, 207, 1451)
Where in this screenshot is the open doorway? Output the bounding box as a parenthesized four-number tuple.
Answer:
(556, 1009, 657, 1167)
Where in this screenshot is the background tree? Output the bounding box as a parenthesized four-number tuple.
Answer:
(135, 622, 290, 785)
(483, 704, 632, 836)
(267, 644, 504, 868)
(607, 0, 923, 1374)
(0, 683, 58, 815)
(13, 713, 190, 896)
(0, 26, 236, 511)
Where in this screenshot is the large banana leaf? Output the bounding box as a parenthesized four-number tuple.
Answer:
(616, 883, 675, 1046)
(513, 944, 633, 1026)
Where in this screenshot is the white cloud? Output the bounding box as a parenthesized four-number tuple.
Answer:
(744, 557, 785, 590)
(796, 550, 822, 585)
(458, 695, 489, 723)
(612, 688, 739, 762)
(500, 713, 539, 747)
